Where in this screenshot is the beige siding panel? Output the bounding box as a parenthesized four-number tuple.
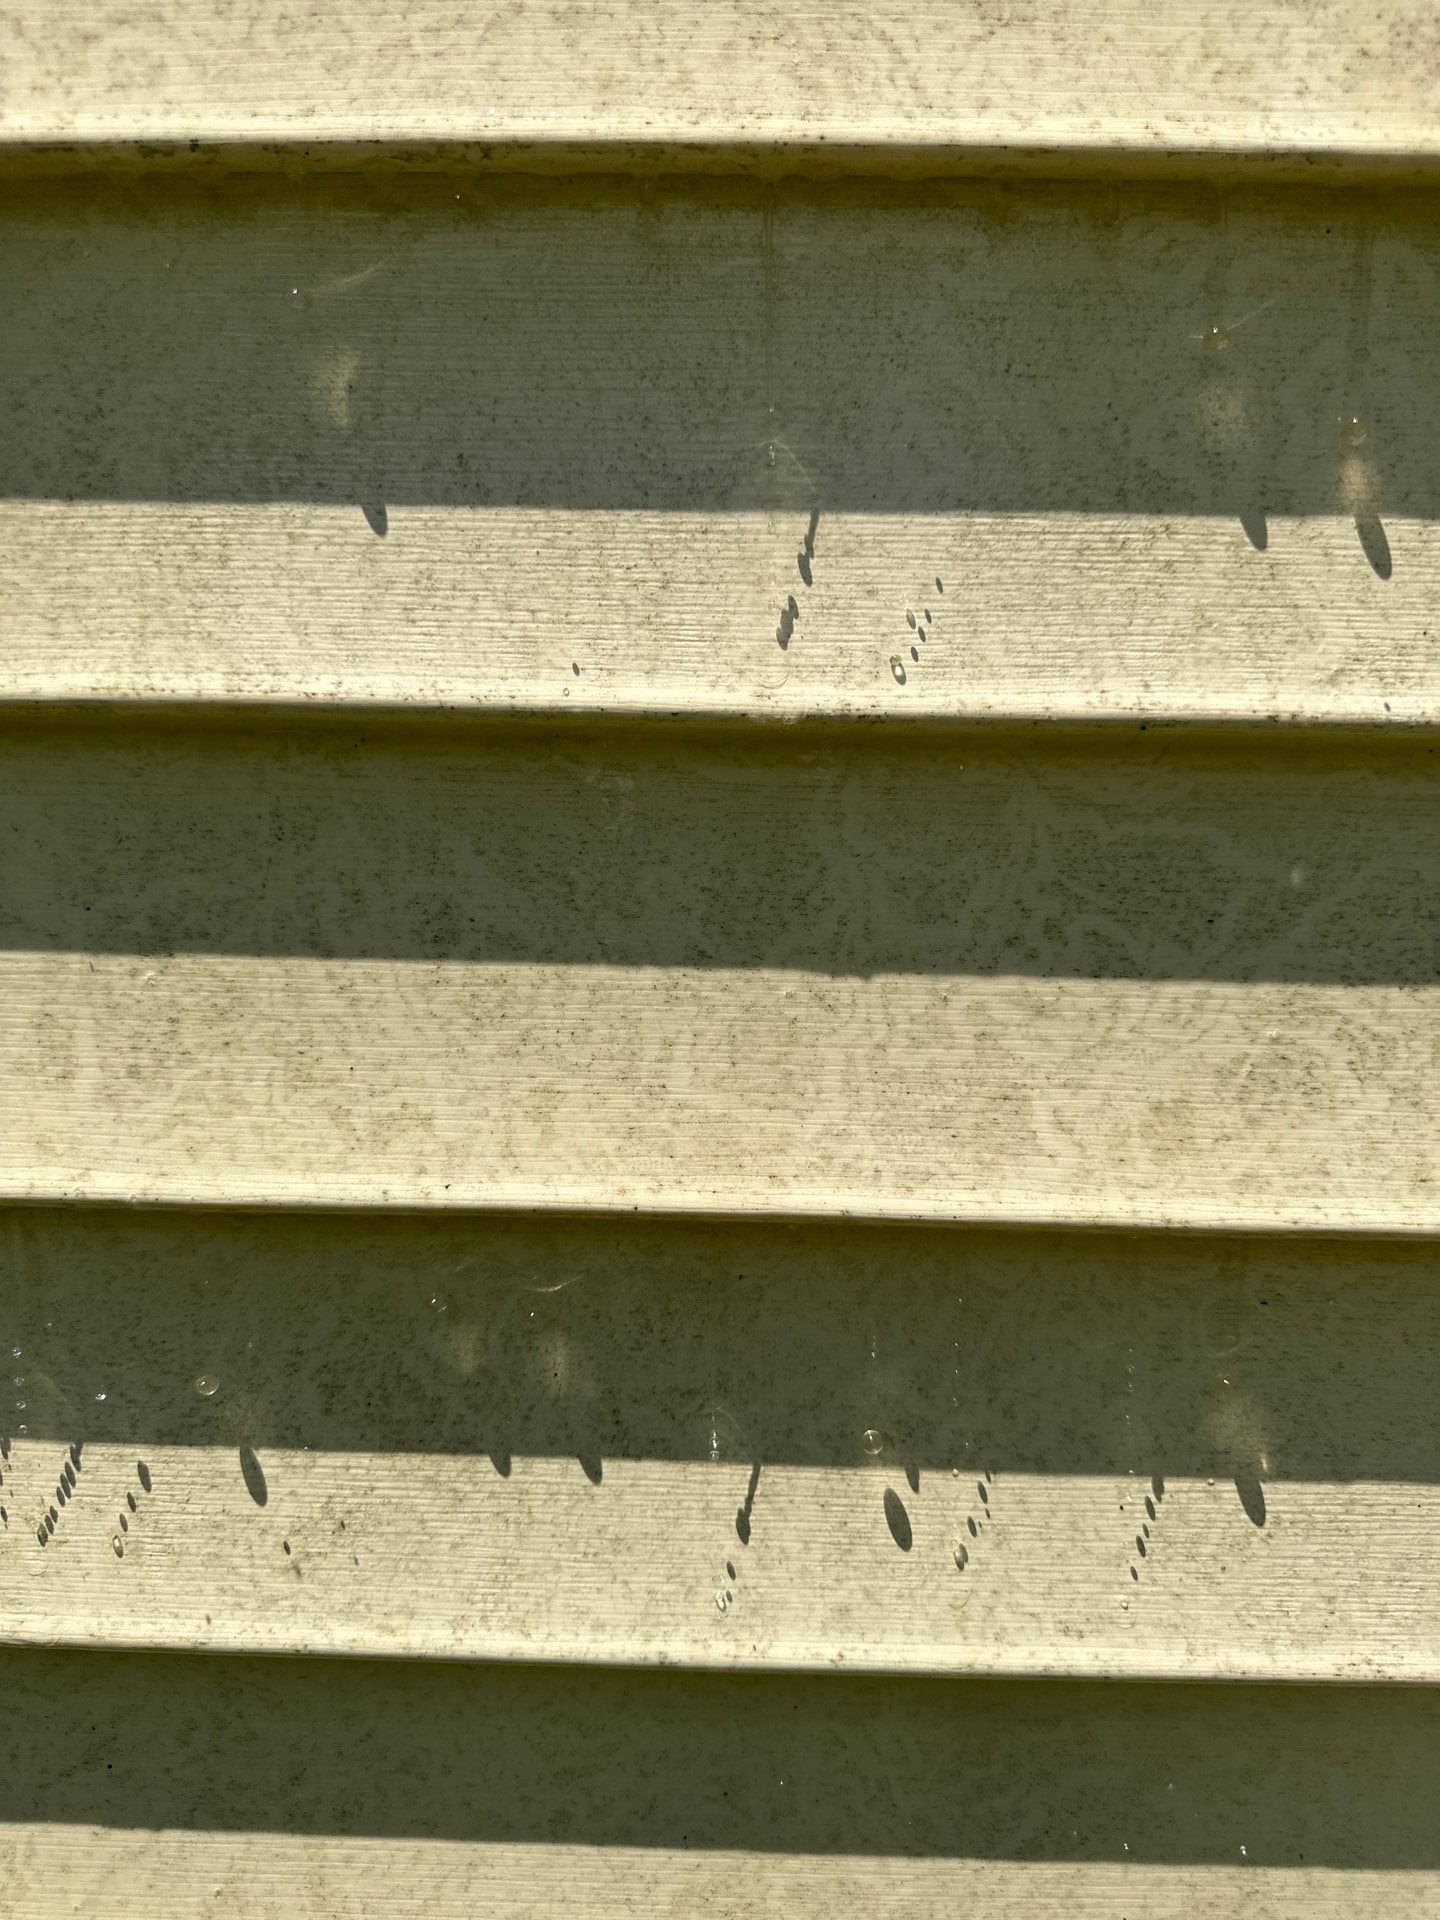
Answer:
(3, 1210, 1439, 1675)
(5, 953, 1436, 1230)
(8, 1443, 1440, 1679)
(7, 1840, 1429, 1920)
(1, 173, 1437, 722)
(1, 1649, 1437, 1914)
(1, 1, 1435, 167)
(3, 719, 1436, 1228)
(3, 502, 1433, 725)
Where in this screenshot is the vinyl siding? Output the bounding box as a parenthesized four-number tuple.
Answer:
(1, 8, 1436, 1915)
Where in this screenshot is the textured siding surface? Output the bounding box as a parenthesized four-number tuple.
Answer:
(3, 721, 1438, 1229)
(1, 174, 1437, 722)
(2, 0, 1438, 168)
(2, 6, 1438, 1915)
(3, 1650, 1440, 1914)
(6, 1214, 1440, 1680)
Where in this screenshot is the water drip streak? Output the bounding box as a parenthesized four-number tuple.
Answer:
(1341, 209, 1388, 576)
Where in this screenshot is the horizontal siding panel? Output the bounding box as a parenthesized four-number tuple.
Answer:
(1, 173, 1436, 721)
(2, 502, 1430, 726)
(1, 1, 1435, 168)
(5, 954, 1435, 1229)
(8, 1443, 1440, 1678)
(8, 1840, 1427, 1920)
(3, 720, 1435, 1228)
(3, 1210, 1439, 1675)
(1, 1649, 1437, 1915)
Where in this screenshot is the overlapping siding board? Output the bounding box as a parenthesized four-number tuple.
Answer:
(2, 5, 1437, 1912)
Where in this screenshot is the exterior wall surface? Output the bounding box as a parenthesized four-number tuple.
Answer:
(2, 7, 1438, 1912)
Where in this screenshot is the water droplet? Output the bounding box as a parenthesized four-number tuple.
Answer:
(112, 1535, 124, 1557)
(1339, 414, 1369, 446)
(861, 1428, 885, 1456)
(195, 1375, 219, 1398)
(94, 1390, 108, 1403)
(428, 1291, 449, 1315)
(13, 1402, 23, 1413)
(953, 1542, 969, 1570)
(889, 657, 906, 685)
(16, 1425, 26, 1436)
(9, 1348, 20, 1359)
(715, 1590, 731, 1612)
(1201, 324, 1230, 351)
(1240, 1845, 1248, 1858)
